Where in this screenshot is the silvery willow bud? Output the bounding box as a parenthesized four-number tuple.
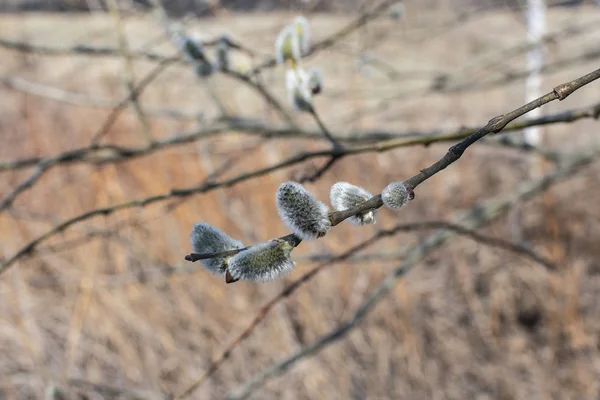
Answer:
(306, 68, 323, 95)
(190, 223, 244, 276)
(276, 181, 331, 240)
(330, 182, 376, 225)
(381, 181, 411, 210)
(292, 16, 310, 56)
(275, 25, 301, 65)
(286, 68, 313, 112)
(228, 238, 296, 281)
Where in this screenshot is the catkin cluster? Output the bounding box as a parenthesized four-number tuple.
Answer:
(275, 16, 324, 112)
(189, 178, 415, 283)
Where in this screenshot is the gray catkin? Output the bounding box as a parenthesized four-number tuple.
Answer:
(330, 181, 376, 225)
(190, 223, 244, 276)
(228, 239, 296, 281)
(381, 181, 410, 210)
(276, 181, 331, 240)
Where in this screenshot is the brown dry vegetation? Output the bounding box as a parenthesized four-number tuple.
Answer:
(1, 3, 600, 399)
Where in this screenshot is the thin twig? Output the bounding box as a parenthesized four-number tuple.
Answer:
(2, 99, 596, 174)
(173, 215, 557, 399)
(0, 68, 598, 274)
(89, 56, 177, 145)
(106, 0, 153, 143)
(0, 73, 201, 119)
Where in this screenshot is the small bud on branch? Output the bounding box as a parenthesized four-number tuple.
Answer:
(330, 182, 376, 225)
(381, 182, 412, 210)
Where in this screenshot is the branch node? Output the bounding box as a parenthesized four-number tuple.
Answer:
(553, 83, 572, 101)
(488, 115, 507, 133)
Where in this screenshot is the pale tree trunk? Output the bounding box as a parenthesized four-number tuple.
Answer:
(524, 0, 546, 147)
(510, 0, 547, 243)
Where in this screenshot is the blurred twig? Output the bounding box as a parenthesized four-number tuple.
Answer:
(174, 219, 556, 399)
(0, 74, 201, 119)
(0, 68, 598, 274)
(2, 100, 598, 174)
(106, 0, 153, 143)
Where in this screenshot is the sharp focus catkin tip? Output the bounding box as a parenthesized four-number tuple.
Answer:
(330, 181, 376, 225)
(189, 223, 244, 276)
(228, 239, 296, 282)
(381, 181, 411, 210)
(276, 181, 331, 240)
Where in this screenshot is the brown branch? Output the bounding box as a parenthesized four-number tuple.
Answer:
(89, 56, 176, 145)
(107, 0, 153, 144)
(2, 99, 596, 174)
(225, 147, 600, 400)
(0, 73, 201, 119)
(0, 35, 255, 61)
(174, 214, 559, 399)
(0, 68, 598, 275)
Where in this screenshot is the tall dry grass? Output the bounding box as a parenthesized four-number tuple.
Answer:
(1, 4, 600, 399)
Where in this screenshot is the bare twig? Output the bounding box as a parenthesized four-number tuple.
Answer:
(174, 217, 557, 399)
(0, 35, 254, 62)
(106, 0, 153, 143)
(2, 100, 597, 174)
(0, 68, 598, 275)
(89, 56, 177, 145)
(0, 73, 200, 119)
(225, 147, 600, 400)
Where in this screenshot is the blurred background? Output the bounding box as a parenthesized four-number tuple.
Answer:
(1, 0, 600, 399)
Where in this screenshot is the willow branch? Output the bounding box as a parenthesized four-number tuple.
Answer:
(89, 56, 177, 145)
(225, 147, 600, 400)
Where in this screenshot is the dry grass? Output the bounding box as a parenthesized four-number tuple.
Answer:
(1, 4, 600, 399)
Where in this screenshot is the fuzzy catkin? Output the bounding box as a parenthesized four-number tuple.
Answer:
(330, 182, 376, 225)
(276, 182, 331, 240)
(275, 25, 301, 65)
(381, 182, 410, 210)
(292, 16, 310, 56)
(190, 223, 244, 276)
(228, 239, 296, 281)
